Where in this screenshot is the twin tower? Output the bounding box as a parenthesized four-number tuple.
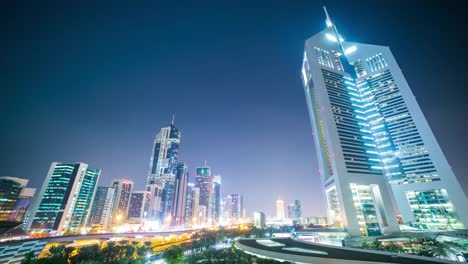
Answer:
(303, 7, 468, 236)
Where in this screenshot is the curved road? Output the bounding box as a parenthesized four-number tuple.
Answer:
(236, 238, 459, 264)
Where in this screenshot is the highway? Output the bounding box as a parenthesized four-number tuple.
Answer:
(236, 238, 460, 264)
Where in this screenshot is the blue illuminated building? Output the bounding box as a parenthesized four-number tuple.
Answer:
(302, 7, 468, 236)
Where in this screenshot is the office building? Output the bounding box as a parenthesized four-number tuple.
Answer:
(231, 194, 243, 220)
(27, 163, 100, 234)
(147, 118, 180, 221)
(87, 186, 116, 230)
(287, 204, 295, 220)
(0, 177, 35, 222)
(302, 7, 468, 236)
(293, 200, 302, 219)
(276, 200, 285, 220)
(254, 212, 266, 229)
(111, 179, 134, 224)
(212, 175, 221, 224)
(185, 183, 195, 223)
(128, 191, 151, 222)
(224, 195, 233, 222)
(172, 163, 188, 226)
(195, 163, 212, 222)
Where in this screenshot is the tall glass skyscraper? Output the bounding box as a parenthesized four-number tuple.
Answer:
(147, 119, 180, 222)
(212, 175, 221, 224)
(111, 179, 134, 224)
(27, 163, 100, 234)
(0, 176, 35, 222)
(87, 186, 116, 230)
(302, 8, 468, 236)
(195, 163, 212, 223)
(172, 163, 188, 226)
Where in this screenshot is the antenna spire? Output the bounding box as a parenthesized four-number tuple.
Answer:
(171, 114, 175, 125)
(323, 6, 333, 27)
(204, 160, 207, 167)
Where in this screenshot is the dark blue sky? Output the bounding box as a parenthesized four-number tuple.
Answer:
(2, 0, 467, 217)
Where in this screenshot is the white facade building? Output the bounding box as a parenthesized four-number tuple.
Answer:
(302, 7, 468, 236)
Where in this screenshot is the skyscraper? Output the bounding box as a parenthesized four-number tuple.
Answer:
(287, 203, 295, 220)
(276, 200, 285, 220)
(185, 183, 195, 223)
(302, 7, 468, 236)
(27, 163, 100, 234)
(111, 179, 134, 224)
(87, 186, 116, 230)
(195, 163, 212, 223)
(128, 191, 151, 223)
(253, 212, 266, 229)
(230, 194, 243, 220)
(224, 195, 232, 222)
(147, 118, 180, 222)
(293, 200, 302, 219)
(0, 177, 35, 222)
(172, 163, 188, 226)
(212, 175, 221, 224)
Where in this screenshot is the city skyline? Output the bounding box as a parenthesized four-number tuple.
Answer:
(2, 1, 468, 218)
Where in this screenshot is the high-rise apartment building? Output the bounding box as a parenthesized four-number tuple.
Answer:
(287, 203, 295, 220)
(254, 212, 266, 229)
(212, 175, 221, 224)
(172, 163, 188, 226)
(0, 177, 35, 222)
(87, 186, 116, 230)
(147, 119, 180, 222)
(195, 163, 212, 223)
(27, 163, 100, 234)
(185, 183, 195, 223)
(111, 179, 134, 224)
(128, 191, 151, 222)
(224, 195, 232, 222)
(293, 200, 302, 220)
(231, 194, 243, 220)
(276, 200, 285, 220)
(302, 7, 468, 236)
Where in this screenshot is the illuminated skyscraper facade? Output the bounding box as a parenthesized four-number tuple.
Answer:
(276, 200, 285, 220)
(111, 179, 134, 223)
(87, 186, 116, 230)
(302, 8, 468, 236)
(230, 194, 243, 220)
(128, 191, 151, 222)
(27, 163, 100, 234)
(212, 175, 221, 223)
(147, 119, 180, 222)
(195, 164, 212, 222)
(0, 177, 35, 222)
(172, 163, 188, 226)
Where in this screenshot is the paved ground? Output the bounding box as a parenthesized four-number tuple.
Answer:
(237, 238, 457, 264)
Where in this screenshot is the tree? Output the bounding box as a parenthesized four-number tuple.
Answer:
(162, 246, 184, 264)
(21, 251, 36, 264)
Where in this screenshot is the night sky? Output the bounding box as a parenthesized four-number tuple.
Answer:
(2, 0, 467, 217)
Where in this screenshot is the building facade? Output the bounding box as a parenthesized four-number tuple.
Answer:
(212, 175, 221, 224)
(147, 120, 181, 222)
(195, 164, 212, 223)
(302, 8, 468, 236)
(254, 211, 266, 229)
(172, 163, 188, 226)
(87, 186, 116, 230)
(230, 194, 243, 220)
(0, 177, 35, 222)
(27, 163, 100, 234)
(111, 179, 134, 224)
(276, 200, 285, 220)
(128, 191, 151, 222)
